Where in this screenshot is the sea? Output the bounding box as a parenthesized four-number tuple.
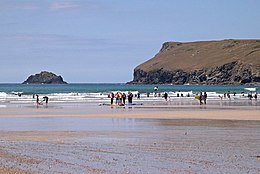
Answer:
(0, 83, 259, 104)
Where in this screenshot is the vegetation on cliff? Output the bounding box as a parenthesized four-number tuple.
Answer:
(22, 71, 67, 84)
(129, 39, 260, 85)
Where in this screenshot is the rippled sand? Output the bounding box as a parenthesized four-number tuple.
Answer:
(1, 120, 260, 174)
(0, 101, 260, 174)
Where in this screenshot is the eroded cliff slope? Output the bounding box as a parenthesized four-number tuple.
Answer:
(130, 40, 260, 85)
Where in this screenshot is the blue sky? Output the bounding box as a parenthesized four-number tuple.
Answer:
(0, 0, 259, 83)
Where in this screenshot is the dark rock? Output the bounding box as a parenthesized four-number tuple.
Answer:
(22, 71, 67, 84)
(129, 61, 259, 85)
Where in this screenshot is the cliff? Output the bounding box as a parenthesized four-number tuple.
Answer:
(129, 39, 260, 85)
(22, 71, 67, 84)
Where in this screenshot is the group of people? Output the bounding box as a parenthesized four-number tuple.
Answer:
(33, 94, 48, 105)
(199, 92, 207, 105)
(108, 91, 134, 106)
(248, 92, 258, 100)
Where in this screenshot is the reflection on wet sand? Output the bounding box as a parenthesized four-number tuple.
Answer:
(0, 119, 259, 174)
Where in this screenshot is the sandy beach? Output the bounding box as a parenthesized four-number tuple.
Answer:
(0, 101, 259, 120)
(0, 101, 260, 174)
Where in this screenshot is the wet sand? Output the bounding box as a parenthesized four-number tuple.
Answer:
(0, 102, 260, 173)
(0, 102, 259, 120)
(1, 119, 260, 174)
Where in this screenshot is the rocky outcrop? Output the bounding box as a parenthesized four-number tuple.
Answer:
(132, 62, 259, 85)
(129, 40, 260, 85)
(22, 71, 67, 84)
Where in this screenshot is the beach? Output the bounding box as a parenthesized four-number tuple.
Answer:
(0, 99, 260, 174)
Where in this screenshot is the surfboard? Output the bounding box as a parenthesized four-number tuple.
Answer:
(194, 96, 200, 100)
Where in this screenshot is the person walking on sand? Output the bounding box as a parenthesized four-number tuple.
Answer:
(203, 92, 207, 105)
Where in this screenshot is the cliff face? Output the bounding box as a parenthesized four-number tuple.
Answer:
(22, 71, 67, 84)
(130, 40, 260, 85)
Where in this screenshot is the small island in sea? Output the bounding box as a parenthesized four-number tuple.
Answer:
(22, 71, 67, 84)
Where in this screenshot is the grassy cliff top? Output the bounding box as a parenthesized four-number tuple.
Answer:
(136, 39, 260, 72)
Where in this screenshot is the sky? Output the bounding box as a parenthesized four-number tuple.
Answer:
(0, 0, 259, 83)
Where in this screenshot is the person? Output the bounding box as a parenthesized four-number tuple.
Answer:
(147, 92, 150, 97)
(203, 92, 207, 105)
(137, 92, 140, 99)
(118, 92, 123, 105)
(164, 92, 168, 101)
(254, 92, 258, 100)
(43, 96, 49, 104)
(248, 92, 253, 100)
(154, 86, 158, 97)
(199, 92, 203, 105)
(36, 94, 39, 105)
(115, 92, 119, 104)
(227, 91, 230, 100)
(128, 91, 133, 104)
(122, 93, 126, 105)
(109, 92, 114, 105)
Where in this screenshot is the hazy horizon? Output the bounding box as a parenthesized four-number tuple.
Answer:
(0, 0, 259, 83)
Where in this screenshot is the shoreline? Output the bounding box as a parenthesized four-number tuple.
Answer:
(0, 102, 259, 120)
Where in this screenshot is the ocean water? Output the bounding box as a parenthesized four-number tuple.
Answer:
(0, 83, 259, 104)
